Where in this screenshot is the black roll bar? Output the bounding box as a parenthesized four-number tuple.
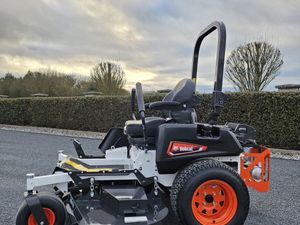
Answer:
(192, 21, 226, 91)
(191, 21, 227, 124)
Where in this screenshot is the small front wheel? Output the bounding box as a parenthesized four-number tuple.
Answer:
(171, 159, 249, 225)
(16, 194, 67, 225)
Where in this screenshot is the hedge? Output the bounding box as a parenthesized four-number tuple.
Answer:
(0, 92, 299, 150)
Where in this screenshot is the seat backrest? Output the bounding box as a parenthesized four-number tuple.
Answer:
(162, 79, 197, 123)
(163, 78, 195, 104)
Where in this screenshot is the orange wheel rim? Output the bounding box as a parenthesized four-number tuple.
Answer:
(28, 208, 56, 225)
(191, 179, 238, 225)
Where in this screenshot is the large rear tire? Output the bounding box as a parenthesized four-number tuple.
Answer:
(171, 159, 249, 225)
(16, 194, 67, 225)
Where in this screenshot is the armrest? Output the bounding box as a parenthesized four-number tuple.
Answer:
(148, 101, 186, 111)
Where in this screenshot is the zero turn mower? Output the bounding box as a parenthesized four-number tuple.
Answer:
(16, 21, 270, 225)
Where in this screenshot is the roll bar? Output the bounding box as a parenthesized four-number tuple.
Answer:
(191, 21, 228, 124)
(192, 21, 226, 91)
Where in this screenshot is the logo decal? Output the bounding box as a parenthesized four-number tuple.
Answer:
(167, 141, 207, 156)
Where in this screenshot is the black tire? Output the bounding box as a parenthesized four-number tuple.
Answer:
(16, 194, 67, 225)
(171, 159, 249, 225)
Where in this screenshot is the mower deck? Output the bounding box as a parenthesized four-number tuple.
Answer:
(74, 186, 170, 225)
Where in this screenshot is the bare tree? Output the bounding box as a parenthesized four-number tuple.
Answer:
(91, 61, 127, 95)
(225, 42, 283, 91)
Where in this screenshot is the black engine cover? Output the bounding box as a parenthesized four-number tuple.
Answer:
(156, 123, 242, 174)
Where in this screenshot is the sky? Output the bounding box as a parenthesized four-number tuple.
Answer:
(0, 0, 299, 92)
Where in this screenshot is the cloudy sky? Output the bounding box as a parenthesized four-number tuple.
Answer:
(0, 0, 299, 92)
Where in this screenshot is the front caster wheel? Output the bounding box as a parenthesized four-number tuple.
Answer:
(171, 159, 249, 225)
(16, 194, 67, 225)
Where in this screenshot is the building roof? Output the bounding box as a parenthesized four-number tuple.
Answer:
(275, 84, 300, 89)
(83, 91, 103, 96)
(31, 93, 49, 97)
(157, 89, 172, 93)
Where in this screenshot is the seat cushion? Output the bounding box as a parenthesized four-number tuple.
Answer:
(125, 117, 166, 138)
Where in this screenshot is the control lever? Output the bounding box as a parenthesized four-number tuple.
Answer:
(73, 139, 86, 158)
(131, 88, 136, 120)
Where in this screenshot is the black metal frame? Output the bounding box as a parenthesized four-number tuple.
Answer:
(191, 21, 227, 124)
(191, 21, 226, 91)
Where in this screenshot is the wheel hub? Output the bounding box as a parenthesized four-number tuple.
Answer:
(191, 180, 238, 225)
(27, 208, 56, 225)
(205, 194, 214, 203)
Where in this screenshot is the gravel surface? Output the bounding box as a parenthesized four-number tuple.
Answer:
(0, 130, 299, 225)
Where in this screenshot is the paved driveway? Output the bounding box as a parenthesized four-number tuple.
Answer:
(0, 130, 299, 225)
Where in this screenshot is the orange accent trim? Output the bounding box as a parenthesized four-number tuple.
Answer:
(191, 179, 238, 225)
(240, 146, 270, 192)
(28, 208, 56, 225)
(167, 141, 207, 156)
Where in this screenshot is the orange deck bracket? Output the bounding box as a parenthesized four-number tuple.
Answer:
(240, 146, 270, 192)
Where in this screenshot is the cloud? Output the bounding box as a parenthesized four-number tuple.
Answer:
(0, 0, 299, 91)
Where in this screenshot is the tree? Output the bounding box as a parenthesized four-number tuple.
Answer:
(0, 73, 15, 95)
(90, 61, 128, 95)
(1, 69, 90, 97)
(0, 73, 24, 97)
(225, 42, 283, 91)
(74, 80, 97, 94)
(23, 69, 77, 96)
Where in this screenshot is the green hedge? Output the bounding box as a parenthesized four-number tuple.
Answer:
(0, 92, 299, 150)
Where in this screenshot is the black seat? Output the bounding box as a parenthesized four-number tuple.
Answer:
(125, 117, 166, 138)
(163, 79, 195, 105)
(162, 78, 197, 123)
(125, 78, 197, 146)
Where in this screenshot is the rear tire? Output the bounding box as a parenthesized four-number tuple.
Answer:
(171, 159, 249, 225)
(16, 194, 66, 225)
